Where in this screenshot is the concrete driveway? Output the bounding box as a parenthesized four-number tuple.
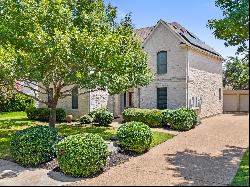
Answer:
(71, 113, 249, 186)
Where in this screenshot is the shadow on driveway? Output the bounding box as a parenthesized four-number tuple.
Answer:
(165, 145, 246, 186)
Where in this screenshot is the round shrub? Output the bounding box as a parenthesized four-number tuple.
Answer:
(80, 115, 92, 124)
(166, 108, 198, 131)
(10, 126, 59, 166)
(56, 133, 108, 177)
(117, 122, 152, 153)
(91, 108, 113, 126)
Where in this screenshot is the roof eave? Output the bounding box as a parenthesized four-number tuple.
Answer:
(180, 43, 225, 61)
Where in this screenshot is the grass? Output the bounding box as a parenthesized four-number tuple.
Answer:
(230, 148, 249, 186)
(0, 111, 174, 160)
(56, 124, 117, 140)
(151, 131, 175, 148)
(0, 111, 27, 119)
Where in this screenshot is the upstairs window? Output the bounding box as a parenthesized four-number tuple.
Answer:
(157, 51, 168, 74)
(72, 87, 78, 109)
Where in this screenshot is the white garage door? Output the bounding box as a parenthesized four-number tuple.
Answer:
(223, 94, 237, 112)
(240, 95, 249, 112)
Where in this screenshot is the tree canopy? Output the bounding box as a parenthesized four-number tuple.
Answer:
(0, 0, 153, 126)
(223, 56, 249, 90)
(207, 0, 249, 56)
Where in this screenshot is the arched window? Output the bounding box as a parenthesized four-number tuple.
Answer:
(157, 51, 167, 74)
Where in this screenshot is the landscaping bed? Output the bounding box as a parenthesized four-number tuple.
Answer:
(0, 111, 174, 179)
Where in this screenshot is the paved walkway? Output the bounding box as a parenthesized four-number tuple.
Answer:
(71, 113, 249, 186)
(0, 159, 83, 186)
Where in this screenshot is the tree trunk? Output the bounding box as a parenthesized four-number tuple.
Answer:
(49, 105, 57, 128)
(48, 86, 61, 128)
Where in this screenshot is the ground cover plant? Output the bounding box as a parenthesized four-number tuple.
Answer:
(230, 148, 249, 186)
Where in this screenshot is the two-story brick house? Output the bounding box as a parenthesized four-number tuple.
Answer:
(38, 20, 224, 118)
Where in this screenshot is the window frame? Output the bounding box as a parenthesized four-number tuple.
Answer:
(157, 51, 168, 74)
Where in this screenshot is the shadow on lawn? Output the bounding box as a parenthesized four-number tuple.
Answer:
(165, 145, 246, 186)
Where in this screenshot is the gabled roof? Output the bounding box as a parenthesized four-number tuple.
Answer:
(134, 20, 222, 58)
(134, 26, 155, 43)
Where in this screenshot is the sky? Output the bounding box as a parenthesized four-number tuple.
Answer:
(104, 0, 239, 59)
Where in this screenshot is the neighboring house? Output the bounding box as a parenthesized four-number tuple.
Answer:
(38, 20, 224, 119)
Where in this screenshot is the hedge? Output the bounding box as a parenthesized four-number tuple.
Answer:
(0, 93, 35, 112)
(26, 107, 66, 122)
(122, 108, 163, 128)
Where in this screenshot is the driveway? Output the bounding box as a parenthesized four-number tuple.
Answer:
(71, 113, 249, 186)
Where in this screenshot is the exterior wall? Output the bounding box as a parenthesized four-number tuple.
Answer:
(38, 85, 119, 118)
(134, 22, 187, 109)
(187, 49, 223, 118)
(89, 90, 114, 114)
(38, 85, 89, 119)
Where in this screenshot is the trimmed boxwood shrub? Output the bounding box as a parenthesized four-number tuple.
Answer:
(164, 107, 198, 131)
(90, 108, 113, 126)
(56, 133, 109, 177)
(26, 107, 66, 122)
(10, 126, 60, 166)
(122, 108, 163, 127)
(117, 122, 153, 153)
(80, 115, 92, 124)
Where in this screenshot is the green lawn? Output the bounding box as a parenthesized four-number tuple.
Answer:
(0, 111, 27, 119)
(230, 148, 249, 186)
(0, 111, 174, 160)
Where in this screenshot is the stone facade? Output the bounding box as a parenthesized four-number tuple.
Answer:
(133, 23, 187, 110)
(38, 86, 89, 119)
(38, 20, 224, 119)
(187, 49, 223, 118)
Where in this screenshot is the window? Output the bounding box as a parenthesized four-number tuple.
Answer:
(157, 87, 168, 109)
(219, 88, 222, 100)
(72, 87, 78, 109)
(157, 51, 167, 74)
(123, 93, 127, 108)
(48, 88, 53, 108)
(129, 92, 134, 107)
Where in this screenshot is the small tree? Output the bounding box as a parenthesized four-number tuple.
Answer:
(0, 0, 153, 127)
(223, 56, 249, 90)
(207, 0, 249, 56)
